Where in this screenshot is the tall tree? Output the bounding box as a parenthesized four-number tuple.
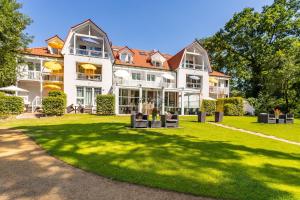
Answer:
(0, 0, 32, 87)
(200, 0, 300, 99)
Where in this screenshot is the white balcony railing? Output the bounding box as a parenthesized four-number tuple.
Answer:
(43, 74, 63, 82)
(69, 47, 109, 59)
(18, 70, 41, 81)
(182, 63, 204, 70)
(116, 79, 176, 89)
(77, 73, 102, 81)
(186, 82, 202, 89)
(209, 86, 229, 94)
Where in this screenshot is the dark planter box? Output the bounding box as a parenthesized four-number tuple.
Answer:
(150, 120, 161, 128)
(215, 112, 224, 122)
(198, 112, 206, 123)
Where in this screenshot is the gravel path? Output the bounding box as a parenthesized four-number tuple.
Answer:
(0, 128, 213, 200)
(208, 122, 300, 146)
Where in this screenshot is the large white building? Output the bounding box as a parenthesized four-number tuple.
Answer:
(17, 19, 230, 115)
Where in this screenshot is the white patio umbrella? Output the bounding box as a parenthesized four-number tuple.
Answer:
(114, 70, 129, 78)
(162, 74, 175, 80)
(0, 85, 29, 93)
(203, 97, 216, 101)
(189, 75, 200, 80)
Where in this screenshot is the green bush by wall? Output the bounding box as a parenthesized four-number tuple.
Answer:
(0, 96, 24, 116)
(96, 94, 115, 115)
(48, 90, 67, 106)
(201, 100, 216, 115)
(42, 97, 65, 116)
(216, 97, 244, 116)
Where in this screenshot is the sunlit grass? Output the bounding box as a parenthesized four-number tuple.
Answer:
(221, 116, 300, 143)
(1, 114, 300, 200)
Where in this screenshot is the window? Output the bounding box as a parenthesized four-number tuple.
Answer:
(186, 75, 202, 89)
(225, 80, 229, 87)
(120, 53, 132, 63)
(76, 87, 101, 106)
(147, 74, 156, 82)
(152, 60, 161, 67)
(132, 73, 141, 80)
(28, 62, 34, 71)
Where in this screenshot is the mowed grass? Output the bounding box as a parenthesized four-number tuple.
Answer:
(1, 115, 300, 200)
(221, 116, 300, 143)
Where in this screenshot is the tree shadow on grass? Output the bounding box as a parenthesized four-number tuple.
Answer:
(14, 122, 300, 200)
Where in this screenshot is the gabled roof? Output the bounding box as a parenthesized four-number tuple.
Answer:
(45, 35, 64, 42)
(23, 47, 63, 58)
(113, 46, 173, 71)
(167, 48, 185, 70)
(118, 46, 135, 55)
(209, 71, 230, 78)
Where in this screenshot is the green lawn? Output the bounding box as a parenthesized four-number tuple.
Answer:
(221, 116, 300, 143)
(1, 115, 300, 200)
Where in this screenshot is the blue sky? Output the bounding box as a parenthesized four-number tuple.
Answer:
(19, 0, 273, 54)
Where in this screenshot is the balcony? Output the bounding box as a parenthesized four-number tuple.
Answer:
(43, 73, 63, 82)
(209, 86, 229, 94)
(186, 82, 202, 89)
(69, 47, 109, 59)
(116, 79, 176, 89)
(183, 63, 204, 70)
(18, 70, 41, 81)
(77, 72, 102, 81)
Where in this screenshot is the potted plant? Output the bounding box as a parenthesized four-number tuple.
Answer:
(151, 107, 161, 128)
(215, 100, 224, 122)
(198, 102, 206, 123)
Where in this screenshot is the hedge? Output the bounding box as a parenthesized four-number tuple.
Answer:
(96, 94, 115, 115)
(0, 96, 24, 115)
(216, 97, 244, 116)
(48, 90, 67, 106)
(0, 92, 5, 96)
(42, 97, 65, 116)
(201, 100, 216, 115)
(224, 103, 242, 116)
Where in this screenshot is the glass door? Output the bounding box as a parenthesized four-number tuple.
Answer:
(85, 87, 93, 106)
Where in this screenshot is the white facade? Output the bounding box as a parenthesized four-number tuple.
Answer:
(17, 19, 229, 115)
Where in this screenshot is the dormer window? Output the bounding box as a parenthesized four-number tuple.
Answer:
(152, 60, 162, 67)
(120, 53, 132, 63)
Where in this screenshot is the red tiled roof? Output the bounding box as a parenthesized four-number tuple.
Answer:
(113, 46, 173, 71)
(209, 71, 230, 78)
(23, 47, 63, 58)
(167, 48, 185, 70)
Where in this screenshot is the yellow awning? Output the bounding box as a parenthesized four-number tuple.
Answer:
(209, 77, 218, 84)
(48, 40, 64, 49)
(44, 61, 62, 71)
(43, 84, 61, 90)
(81, 63, 97, 70)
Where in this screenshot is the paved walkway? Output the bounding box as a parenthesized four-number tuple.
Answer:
(209, 122, 300, 146)
(0, 128, 212, 200)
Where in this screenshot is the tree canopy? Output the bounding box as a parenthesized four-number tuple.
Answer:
(200, 0, 300, 113)
(0, 0, 32, 87)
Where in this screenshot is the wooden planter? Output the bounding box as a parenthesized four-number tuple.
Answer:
(198, 112, 206, 123)
(215, 112, 224, 122)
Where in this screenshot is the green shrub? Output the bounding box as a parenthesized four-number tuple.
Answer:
(48, 90, 67, 106)
(96, 94, 115, 115)
(0, 96, 24, 116)
(0, 92, 5, 96)
(201, 100, 216, 115)
(42, 97, 65, 116)
(217, 97, 244, 116)
(224, 103, 241, 116)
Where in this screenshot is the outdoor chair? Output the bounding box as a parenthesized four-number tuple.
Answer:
(267, 114, 276, 124)
(258, 113, 268, 123)
(285, 114, 294, 124)
(77, 105, 84, 113)
(131, 113, 148, 128)
(161, 114, 179, 128)
(66, 104, 75, 113)
(278, 114, 286, 124)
